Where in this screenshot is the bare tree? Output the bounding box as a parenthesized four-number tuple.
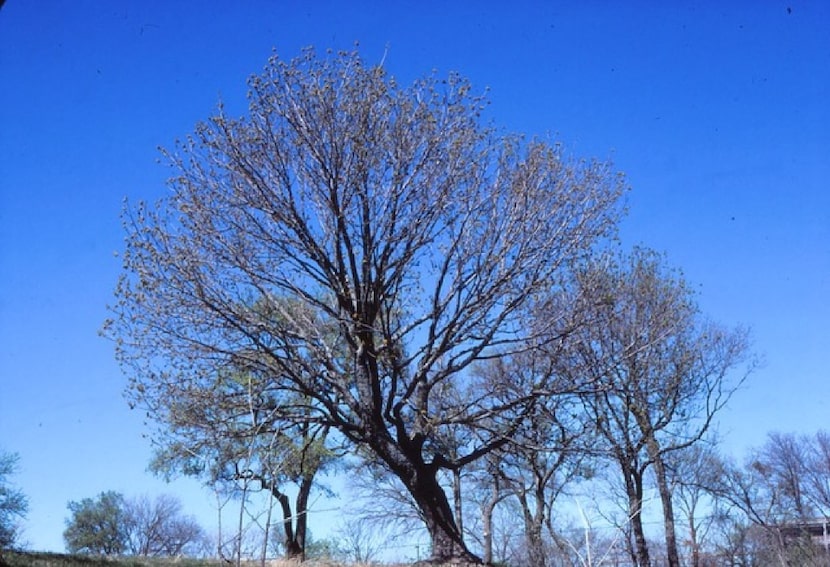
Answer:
(804, 431, 830, 514)
(336, 517, 389, 564)
(666, 443, 725, 567)
(123, 494, 207, 557)
(473, 351, 591, 567)
(106, 48, 624, 563)
(715, 431, 830, 566)
(560, 248, 753, 567)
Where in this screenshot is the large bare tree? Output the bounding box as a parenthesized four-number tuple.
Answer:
(106, 48, 624, 563)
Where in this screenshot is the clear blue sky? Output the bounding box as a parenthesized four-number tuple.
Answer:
(1, 0, 827, 554)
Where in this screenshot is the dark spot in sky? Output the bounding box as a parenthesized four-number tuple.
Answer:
(787, 6, 792, 14)
(731, 216, 736, 221)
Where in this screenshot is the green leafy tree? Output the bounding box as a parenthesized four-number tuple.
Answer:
(64, 492, 206, 557)
(146, 304, 342, 561)
(64, 491, 127, 555)
(0, 451, 28, 552)
(106, 47, 624, 563)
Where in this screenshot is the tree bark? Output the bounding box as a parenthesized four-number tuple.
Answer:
(624, 469, 650, 567)
(644, 435, 681, 567)
(408, 467, 481, 563)
(294, 473, 313, 560)
(688, 513, 699, 567)
(453, 468, 464, 539)
(481, 496, 496, 565)
(516, 489, 547, 567)
(274, 490, 302, 559)
(269, 478, 311, 560)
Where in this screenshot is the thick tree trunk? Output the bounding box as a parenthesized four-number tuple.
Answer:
(409, 468, 481, 563)
(516, 489, 547, 567)
(269, 477, 311, 561)
(524, 523, 546, 567)
(275, 490, 303, 559)
(294, 473, 313, 560)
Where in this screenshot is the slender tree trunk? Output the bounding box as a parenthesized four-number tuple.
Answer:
(624, 470, 650, 567)
(482, 495, 496, 565)
(481, 462, 501, 565)
(453, 468, 464, 538)
(688, 514, 699, 567)
(644, 436, 681, 567)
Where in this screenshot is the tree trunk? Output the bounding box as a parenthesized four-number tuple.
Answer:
(408, 468, 481, 563)
(516, 489, 547, 567)
(482, 497, 496, 565)
(481, 464, 501, 565)
(294, 473, 313, 560)
(524, 523, 546, 567)
(688, 514, 699, 567)
(645, 437, 681, 567)
(624, 469, 651, 567)
(453, 468, 464, 538)
(275, 490, 302, 559)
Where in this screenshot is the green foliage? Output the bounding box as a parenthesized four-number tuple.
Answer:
(63, 493, 206, 558)
(64, 491, 128, 555)
(0, 451, 28, 550)
(304, 534, 347, 562)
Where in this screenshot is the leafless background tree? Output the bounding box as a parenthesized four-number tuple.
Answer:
(555, 248, 753, 567)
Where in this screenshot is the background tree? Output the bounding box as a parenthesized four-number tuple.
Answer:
(123, 494, 207, 557)
(665, 443, 726, 567)
(64, 491, 127, 555)
(106, 47, 625, 563)
(560, 248, 753, 567)
(0, 451, 28, 554)
(148, 363, 338, 561)
(715, 430, 830, 565)
(803, 430, 830, 514)
(334, 517, 389, 563)
(473, 351, 592, 567)
(64, 492, 206, 557)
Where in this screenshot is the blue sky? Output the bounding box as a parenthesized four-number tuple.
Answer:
(1, 0, 827, 555)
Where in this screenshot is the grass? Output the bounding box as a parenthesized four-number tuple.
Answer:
(1, 551, 228, 567)
(0, 552, 425, 567)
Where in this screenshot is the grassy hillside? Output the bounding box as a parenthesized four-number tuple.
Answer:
(1, 551, 227, 567)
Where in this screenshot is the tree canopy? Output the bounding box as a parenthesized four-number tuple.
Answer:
(0, 451, 28, 552)
(63, 492, 206, 557)
(106, 47, 625, 563)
